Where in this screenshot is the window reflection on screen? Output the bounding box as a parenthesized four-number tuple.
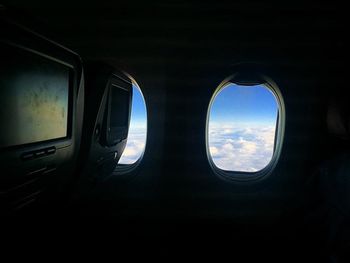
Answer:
(0, 44, 70, 148)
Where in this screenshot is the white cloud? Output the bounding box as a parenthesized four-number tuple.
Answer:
(208, 124, 276, 172)
(118, 127, 147, 165)
(209, 146, 219, 157)
(119, 121, 275, 171)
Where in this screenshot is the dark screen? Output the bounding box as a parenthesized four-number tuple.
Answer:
(0, 44, 70, 148)
(110, 86, 129, 128)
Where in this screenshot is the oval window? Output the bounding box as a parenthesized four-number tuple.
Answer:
(118, 81, 147, 166)
(207, 78, 284, 179)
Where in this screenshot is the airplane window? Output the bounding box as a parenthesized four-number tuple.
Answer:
(207, 81, 284, 176)
(118, 81, 147, 165)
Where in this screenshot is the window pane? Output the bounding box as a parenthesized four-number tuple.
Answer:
(118, 83, 147, 165)
(208, 83, 278, 172)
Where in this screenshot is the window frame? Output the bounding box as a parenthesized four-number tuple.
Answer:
(205, 73, 285, 183)
(113, 77, 148, 176)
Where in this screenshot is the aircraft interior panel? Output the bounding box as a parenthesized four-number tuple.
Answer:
(0, 1, 348, 262)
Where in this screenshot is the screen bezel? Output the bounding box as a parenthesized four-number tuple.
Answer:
(104, 79, 132, 147)
(0, 41, 75, 152)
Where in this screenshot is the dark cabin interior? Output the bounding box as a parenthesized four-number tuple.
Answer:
(0, 1, 349, 261)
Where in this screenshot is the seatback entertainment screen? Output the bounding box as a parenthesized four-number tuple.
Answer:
(109, 85, 129, 129)
(0, 44, 70, 148)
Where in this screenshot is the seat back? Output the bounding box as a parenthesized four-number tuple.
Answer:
(0, 18, 84, 213)
(77, 62, 132, 193)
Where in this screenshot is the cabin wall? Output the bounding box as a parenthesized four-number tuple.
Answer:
(3, 1, 347, 223)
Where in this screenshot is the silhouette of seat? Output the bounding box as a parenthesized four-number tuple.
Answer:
(77, 62, 132, 195)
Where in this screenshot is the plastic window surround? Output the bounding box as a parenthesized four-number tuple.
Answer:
(205, 73, 285, 183)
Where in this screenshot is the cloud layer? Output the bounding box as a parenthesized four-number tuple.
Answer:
(119, 122, 276, 171)
(209, 123, 276, 172)
(118, 126, 147, 164)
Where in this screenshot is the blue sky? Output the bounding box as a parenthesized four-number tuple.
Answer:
(210, 84, 278, 125)
(127, 83, 147, 128)
(118, 83, 147, 164)
(209, 83, 278, 172)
